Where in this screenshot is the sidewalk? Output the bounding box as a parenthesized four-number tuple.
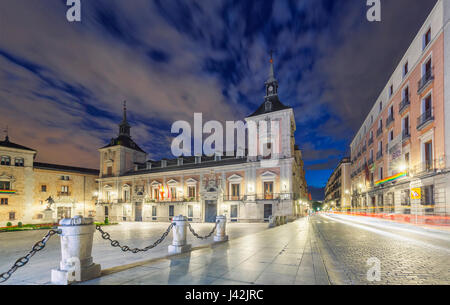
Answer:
(80, 217, 331, 285)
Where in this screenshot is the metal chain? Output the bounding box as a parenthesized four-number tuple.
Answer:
(0, 229, 60, 284)
(188, 222, 218, 240)
(96, 223, 174, 253)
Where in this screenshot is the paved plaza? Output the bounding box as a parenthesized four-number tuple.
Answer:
(1, 214, 449, 285)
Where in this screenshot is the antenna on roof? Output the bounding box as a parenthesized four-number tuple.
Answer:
(3, 125, 8, 141)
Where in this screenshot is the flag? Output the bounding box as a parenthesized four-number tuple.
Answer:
(308, 193, 312, 201)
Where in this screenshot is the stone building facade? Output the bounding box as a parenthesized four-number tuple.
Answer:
(0, 136, 99, 226)
(350, 0, 450, 216)
(325, 157, 351, 210)
(96, 60, 308, 223)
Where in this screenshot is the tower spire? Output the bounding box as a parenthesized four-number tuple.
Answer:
(265, 51, 278, 98)
(119, 101, 131, 137)
(3, 125, 8, 142)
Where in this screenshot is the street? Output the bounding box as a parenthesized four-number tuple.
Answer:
(1, 215, 449, 285)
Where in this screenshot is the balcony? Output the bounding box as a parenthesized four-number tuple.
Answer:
(385, 114, 394, 128)
(245, 193, 295, 201)
(376, 126, 383, 137)
(223, 195, 244, 201)
(417, 110, 434, 131)
(376, 151, 383, 160)
(399, 98, 410, 114)
(153, 196, 200, 203)
(57, 192, 71, 197)
(402, 128, 411, 142)
(368, 137, 374, 146)
(368, 158, 374, 166)
(417, 69, 434, 94)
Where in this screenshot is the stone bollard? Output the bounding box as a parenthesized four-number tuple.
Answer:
(214, 215, 229, 242)
(268, 215, 276, 228)
(51, 216, 101, 285)
(275, 216, 280, 226)
(168, 215, 191, 255)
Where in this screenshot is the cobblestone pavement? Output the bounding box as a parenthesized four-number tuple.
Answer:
(312, 214, 450, 285)
(0, 222, 267, 285)
(2, 215, 449, 285)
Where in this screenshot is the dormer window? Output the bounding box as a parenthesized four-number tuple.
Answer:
(423, 28, 431, 49)
(1, 156, 10, 166)
(14, 158, 24, 167)
(265, 100, 272, 112)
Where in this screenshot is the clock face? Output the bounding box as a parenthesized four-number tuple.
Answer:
(268, 86, 273, 92)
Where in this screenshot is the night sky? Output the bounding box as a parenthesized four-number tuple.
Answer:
(0, 0, 437, 190)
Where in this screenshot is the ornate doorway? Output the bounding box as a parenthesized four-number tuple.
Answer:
(205, 200, 217, 223)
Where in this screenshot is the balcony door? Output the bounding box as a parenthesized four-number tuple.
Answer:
(424, 141, 433, 170)
(264, 182, 273, 199)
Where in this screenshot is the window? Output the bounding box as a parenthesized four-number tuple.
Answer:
(421, 185, 434, 205)
(402, 86, 409, 101)
(41, 185, 47, 192)
(423, 94, 432, 115)
(152, 206, 157, 217)
(403, 61, 409, 77)
(188, 186, 196, 198)
(379, 167, 383, 180)
(389, 85, 393, 98)
(9, 212, 15, 220)
(188, 205, 193, 218)
(14, 158, 24, 167)
(0, 181, 11, 190)
(1, 156, 11, 166)
(230, 205, 238, 218)
(153, 188, 159, 200)
(123, 189, 130, 202)
(389, 130, 394, 142)
(401, 189, 410, 206)
(107, 166, 112, 176)
(424, 140, 433, 171)
(61, 176, 70, 181)
(0, 198, 8, 205)
(264, 182, 273, 199)
(423, 28, 431, 49)
(170, 187, 177, 199)
(231, 184, 240, 199)
(169, 205, 175, 217)
(60, 185, 69, 195)
(379, 102, 382, 112)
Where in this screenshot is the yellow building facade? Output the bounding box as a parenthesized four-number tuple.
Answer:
(0, 136, 99, 227)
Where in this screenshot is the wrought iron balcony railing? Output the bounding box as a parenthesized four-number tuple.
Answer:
(386, 114, 395, 128)
(376, 126, 383, 137)
(417, 109, 434, 130)
(399, 98, 410, 114)
(376, 151, 383, 160)
(417, 69, 434, 94)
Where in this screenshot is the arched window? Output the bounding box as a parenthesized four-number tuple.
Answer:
(1, 156, 11, 166)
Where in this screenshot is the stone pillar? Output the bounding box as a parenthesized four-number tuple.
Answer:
(214, 215, 229, 242)
(51, 216, 101, 285)
(168, 215, 191, 254)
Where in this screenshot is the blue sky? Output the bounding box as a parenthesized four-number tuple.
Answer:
(0, 0, 436, 188)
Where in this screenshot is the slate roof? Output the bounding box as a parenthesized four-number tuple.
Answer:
(0, 137, 36, 152)
(247, 95, 291, 118)
(33, 162, 99, 175)
(101, 135, 146, 153)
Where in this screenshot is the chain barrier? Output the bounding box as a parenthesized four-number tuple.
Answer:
(188, 221, 218, 240)
(0, 229, 60, 284)
(96, 223, 174, 253)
